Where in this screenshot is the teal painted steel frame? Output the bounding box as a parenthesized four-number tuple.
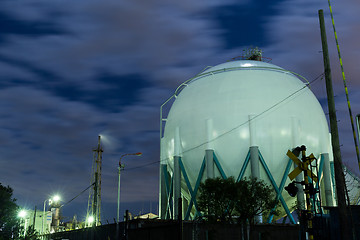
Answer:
(161, 148, 298, 223)
(237, 150, 251, 182)
(258, 151, 296, 224)
(179, 157, 203, 220)
(267, 157, 293, 223)
(187, 158, 206, 219)
(164, 168, 173, 219)
(213, 153, 228, 179)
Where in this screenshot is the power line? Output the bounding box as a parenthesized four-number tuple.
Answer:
(59, 183, 95, 209)
(124, 160, 160, 171)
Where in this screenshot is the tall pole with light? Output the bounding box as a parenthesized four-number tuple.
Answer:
(117, 152, 142, 223)
(42, 195, 60, 235)
(42, 199, 49, 235)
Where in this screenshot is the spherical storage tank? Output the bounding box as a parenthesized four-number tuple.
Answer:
(159, 60, 332, 220)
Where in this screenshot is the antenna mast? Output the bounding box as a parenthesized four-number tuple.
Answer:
(86, 135, 103, 226)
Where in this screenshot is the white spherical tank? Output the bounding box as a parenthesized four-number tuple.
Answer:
(160, 60, 331, 218)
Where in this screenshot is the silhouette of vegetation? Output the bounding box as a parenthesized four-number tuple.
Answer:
(197, 177, 276, 240)
(235, 177, 276, 240)
(19, 226, 40, 240)
(0, 183, 20, 240)
(198, 177, 237, 223)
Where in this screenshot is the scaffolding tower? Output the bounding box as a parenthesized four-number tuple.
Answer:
(86, 135, 103, 226)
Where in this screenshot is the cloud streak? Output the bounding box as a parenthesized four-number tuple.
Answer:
(0, 0, 358, 221)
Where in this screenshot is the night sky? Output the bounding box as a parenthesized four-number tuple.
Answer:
(0, 0, 359, 223)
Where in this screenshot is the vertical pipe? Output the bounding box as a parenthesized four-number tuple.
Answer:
(249, 115, 261, 222)
(173, 127, 181, 219)
(206, 150, 214, 179)
(159, 164, 168, 219)
(248, 115, 256, 147)
(319, 9, 350, 240)
(206, 119, 215, 179)
(159, 137, 167, 219)
(321, 153, 334, 207)
(249, 115, 259, 178)
(178, 198, 183, 240)
(250, 146, 260, 179)
(173, 156, 181, 220)
(174, 127, 181, 156)
(206, 119, 213, 150)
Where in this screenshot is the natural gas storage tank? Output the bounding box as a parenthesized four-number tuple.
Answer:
(159, 60, 332, 220)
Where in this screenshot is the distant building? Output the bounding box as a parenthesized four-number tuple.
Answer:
(21, 209, 52, 235)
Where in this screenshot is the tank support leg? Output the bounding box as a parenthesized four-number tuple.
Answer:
(206, 149, 214, 179)
(250, 146, 260, 179)
(173, 156, 181, 220)
(159, 164, 168, 219)
(322, 153, 334, 207)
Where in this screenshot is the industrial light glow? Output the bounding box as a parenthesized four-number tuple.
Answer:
(87, 216, 94, 223)
(52, 195, 60, 202)
(18, 210, 27, 218)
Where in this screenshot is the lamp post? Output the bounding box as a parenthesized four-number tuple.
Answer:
(42, 195, 60, 235)
(117, 152, 142, 223)
(42, 199, 49, 235)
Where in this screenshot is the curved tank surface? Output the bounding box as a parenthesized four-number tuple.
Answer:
(160, 60, 332, 219)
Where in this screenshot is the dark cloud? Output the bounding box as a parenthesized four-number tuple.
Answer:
(0, 0, 358, 222)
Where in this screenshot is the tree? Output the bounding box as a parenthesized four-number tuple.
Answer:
(234, 177, 276, 240)
(197, 177, 276, 240)
(0, 183, 20, 239)
(19, 226, 40, 240)
(197, 177, 237, 223)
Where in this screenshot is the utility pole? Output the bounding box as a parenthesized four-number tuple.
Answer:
(86, 136, 104, 226)
(318, 9, 351, 239)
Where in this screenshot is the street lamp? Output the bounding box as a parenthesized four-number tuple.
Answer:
(42, 195, 61, 235)
(117, 152, 142, 223)
(87, 215, 94, 225)
(18, 209, 28, 237)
